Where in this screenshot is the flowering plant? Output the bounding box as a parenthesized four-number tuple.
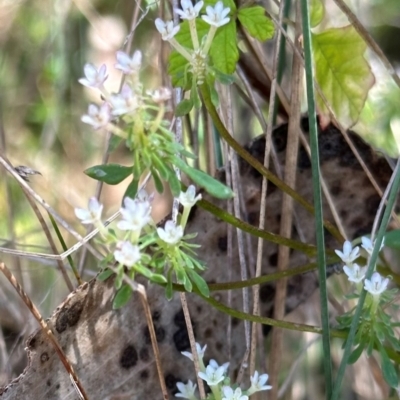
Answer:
(175, 342, 272, 399)
(335, 237, 399, 388)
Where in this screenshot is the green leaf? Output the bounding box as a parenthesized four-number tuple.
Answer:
(384, 229, 400, 249)
(310, 0, 325, 28)
(84, 164, 133, 185)
(168, 168, 182, 197)
(98, 269, 114, 281)
(151, 168, 164, 193)
(238, 6, 275, 41)
(113, 284, 133, 309)
(176, 99, 194, 116)
(173, 157, 234, 199)
(380, 345, 399, 388)
(187, 269, 210, 297)
(151, 154, 170, 181)
(107, 134, 123, 153)
(348, 343, 365, 364)
(209, 20, 238, 74)
(149, 273, 168, 284)
(312, 26, 375, 129)
(124, 179, 139, 200)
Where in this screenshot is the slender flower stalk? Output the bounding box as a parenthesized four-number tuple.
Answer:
(201, 1, 230, 55)
(175, 0, 204, 50)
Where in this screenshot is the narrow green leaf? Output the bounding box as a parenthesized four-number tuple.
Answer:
(115, 266, 124, 290)
(209, 20, 238, 74)
(124, 179, 139, 200)
(187, 269, 210, 297)
(150, 273, 168, 284)
(151, 154, 170, 180)
(380, 345, 399, 388)
(84, 164, 133, 185)
(151, 168, 164, 193)
(176, 99, 194, 116)
(168, 168, 182, 197)
(98, 269, 114, 281)
(174, 157, 234, 199)
(238, 6, 275, 41)
(113, 284, 133, 309)
(312, 26, 374, 128)
(348, 343, 365, 364)
(310, 0, 325, 28)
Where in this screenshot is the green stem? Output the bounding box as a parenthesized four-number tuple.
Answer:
(198, 83, 343, 243)
(189, 19, 200, 50)
(300, 0, 332, 397)
(198, 196, 325, 257)
(202, 25, 217, 55)
(169, 38, 192, 62)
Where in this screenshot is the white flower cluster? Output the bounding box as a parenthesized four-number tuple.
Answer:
(176, 342, 271, 399)
(335, 237, 388, 297)
(79, 50, 171, 130)
(75, 186, 202, 269)
(155, 0, 231, 82)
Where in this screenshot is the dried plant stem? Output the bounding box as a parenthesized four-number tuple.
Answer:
(179, 292, 206, 399)
(264, 0, 293, 396)
(0, 262, 89, 400)
(113, 269, 170, 400)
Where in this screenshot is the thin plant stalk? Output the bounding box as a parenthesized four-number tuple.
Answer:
(300, 0, 333, 397)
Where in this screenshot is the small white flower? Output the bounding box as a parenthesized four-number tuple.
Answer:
(157, 220, 183, 244)
(198, 361, 226, 386)
(222, 386, 248, 400)
(81, 103, 112, 129)
(208, 359, 229, 374)
(117, 197, 152, 232)
(147, 87, 172, 103)
(109, 84, 139, 116)
(201, 1, 230, 27)
(343, 263, 367, 284)
(115, 50, 142, 75)
(75, 197, 103, 224)
(361, 236, 385, 256)
(176, 0, 204, 20)
(181, 343, 207, 361)
(155, 18, 180, 40)
(248, 371, 272, 394)
(114, 241, 141, 267)
(79, 63, 108, 88)
(179, 185, 202, 208)
(335, 240, 360, 265)
(175, 380, 197, 399)
(364, 272, 389, 296)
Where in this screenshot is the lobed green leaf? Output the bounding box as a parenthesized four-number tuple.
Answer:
(238, 6, 275, 41)
(312, 25, 375, 128)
